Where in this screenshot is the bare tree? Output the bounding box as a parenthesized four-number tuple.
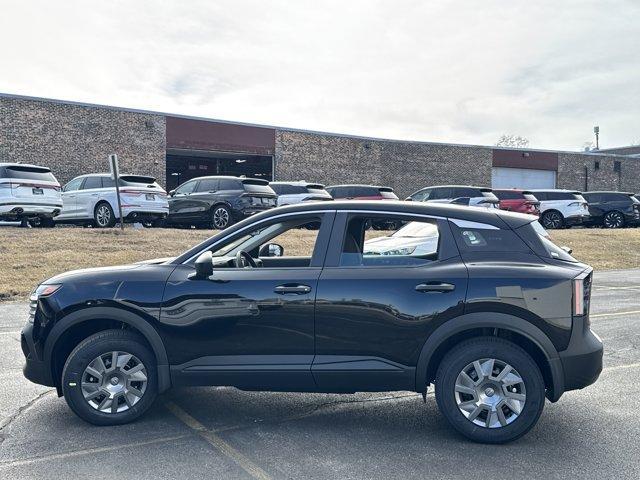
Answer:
(496, 134, 530, 148)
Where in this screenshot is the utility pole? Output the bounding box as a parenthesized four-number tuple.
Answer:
(594, 126, 600, 150)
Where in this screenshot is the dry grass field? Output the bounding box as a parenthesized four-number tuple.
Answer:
(0, 226, 639, 302)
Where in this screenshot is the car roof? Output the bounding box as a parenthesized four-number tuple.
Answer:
(584, 191, 634, 195)
(326, 184, 391, 189)
(270, 181, 324, 187)
(528, 188, 582, 193)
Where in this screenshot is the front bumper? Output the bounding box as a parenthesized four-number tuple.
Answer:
(21, 322, 55, 387)
(558, 315, 603, 393)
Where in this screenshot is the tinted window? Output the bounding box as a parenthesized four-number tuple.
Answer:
(545, 191, 577, 201)
(352, 186, 378, 197)
(196, 178, 219, 192)
(63, 177, 84, 192)
(175, 181, 197, 195)
(453, 187, 481, 198)
(219, 179, 241, 190)
(602, 193, 632, 202)
(82, 176, 103, 189)
(5, 166, 56, 182)
(119, 175, 158, 187)
(327, 186, 348, 198)
(583, 193, 601, 203)
(102, 177, 115, 188)
(494, 190, 524, 200)
(341, 215, 440, 267)
(411, 189, 431, 202)
(430, 187, 452, 200)
(451, 224, 531, 253)
(532, 191, 547, 201)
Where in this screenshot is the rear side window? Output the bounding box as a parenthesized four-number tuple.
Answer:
(196, 178, 219, 192)
(82, 176, 103, 189)
(603, 193, 633, 202)
(453, 187, 481, 198)
(430, 187, 452, 200)
(545, 191, 578, 201)
(219, 179, 241, 190)
(4, 166, 56, 182)
(451, 223, 532, 253)
(242, 179, 274, 194)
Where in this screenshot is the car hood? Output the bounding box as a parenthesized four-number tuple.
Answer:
(134, 257, 175, 265)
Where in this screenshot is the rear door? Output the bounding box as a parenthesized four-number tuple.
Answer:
(313, 210, 467, 392)
(75, 176, 103, 218)
(58, 177, 84, 219)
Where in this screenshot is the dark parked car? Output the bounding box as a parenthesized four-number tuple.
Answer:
(407, 185, 499, 208)
(166, 176, 277, 229)
(493, 189, 540, 215)
(325, 184, 399, 200)
(582, 191, 640, 228)
(22, 200, 602, 443)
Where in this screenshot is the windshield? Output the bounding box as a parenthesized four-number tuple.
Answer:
(392, 221, 438, 238)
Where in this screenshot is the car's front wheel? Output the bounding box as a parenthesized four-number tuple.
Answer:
(62, 330, 157, 425)
(541, 210, 564, 229)
(603, 210, 625, 229)
(435, 337, 545, 444)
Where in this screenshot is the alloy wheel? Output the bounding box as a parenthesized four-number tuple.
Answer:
(81, 351, 148, 414)
(213, 207, 230, 229)
(95, 205, 112, 227)
(604, 211, 624, 228)
(542, 211, 562, 229)
(454, 358, 526, 429)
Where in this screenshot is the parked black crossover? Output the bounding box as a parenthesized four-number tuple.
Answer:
(22, 201, 602, 443)
(166, 176, 277, 229)
(582, 191, 640, 228)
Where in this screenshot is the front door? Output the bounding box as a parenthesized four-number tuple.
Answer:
(313, 211, 468, 392)
(168, 179, 200, 223)
(159, 211, 335, 391)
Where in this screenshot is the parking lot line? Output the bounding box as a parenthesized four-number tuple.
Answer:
(165, 401, 272, 480)
(0, 434, 190, 469)
(591, 309, 640, 318)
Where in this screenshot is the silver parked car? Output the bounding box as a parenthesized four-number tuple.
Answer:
(269, 181, 333, 206)
(55, 174, 169, 227)
(0, 163, 62, 227)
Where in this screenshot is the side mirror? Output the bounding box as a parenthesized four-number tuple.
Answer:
(561, 246, 573, 255)
(194, 251, 213, 279)
(259, 243, 284, 257)
(168, 190, 175, 197)
(451, 197, 470, 205)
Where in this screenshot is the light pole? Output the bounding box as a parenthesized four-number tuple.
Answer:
(594, 126, 599, 150)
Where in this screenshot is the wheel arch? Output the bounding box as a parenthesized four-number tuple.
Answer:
(415, 312, 565, 402)
(45, 306, 170, 393)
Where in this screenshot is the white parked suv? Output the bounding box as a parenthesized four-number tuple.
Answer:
(55, 173, 169, 228)
(0, 163, 62, 227)
(406, 185, 499, 208)
(269, 181, 333, 206)
(529, 189, 590, 229)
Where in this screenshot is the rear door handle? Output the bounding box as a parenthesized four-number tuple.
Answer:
(415, 282, 455, 293)
(274, 284, 312, 295)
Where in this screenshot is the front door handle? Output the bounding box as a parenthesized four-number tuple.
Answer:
(274, 284, 312, 295)
(415, 282, 455, 293)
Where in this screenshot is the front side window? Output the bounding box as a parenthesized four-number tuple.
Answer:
(196, 179, 219, 192)
(411, 189, 431, 202)
(175, 181, 197, 195)
(340, 215, 440, 267)
(63, 177, 84, 192)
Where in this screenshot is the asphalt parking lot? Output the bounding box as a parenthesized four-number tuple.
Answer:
(1, 270, 639, 480)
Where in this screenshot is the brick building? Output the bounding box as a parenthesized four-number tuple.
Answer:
(1, 93, 639, 197)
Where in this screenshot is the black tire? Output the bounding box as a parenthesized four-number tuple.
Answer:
(40, 217, 56, 228)
(93, 202, 116, 228)
(61, 330, 158, 426)
(603, 210, 625, 229)
(151, 218, 166, 228)
(541, 210, 564, 229)
(210, 205, 233, 229)
(435, 336, 545, 444)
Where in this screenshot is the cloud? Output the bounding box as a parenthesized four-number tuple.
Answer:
(1, 0, 639, 150)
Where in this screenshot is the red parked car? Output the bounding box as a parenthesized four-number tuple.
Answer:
(325, 184, 399, 200)
(493, 189, 541, 215)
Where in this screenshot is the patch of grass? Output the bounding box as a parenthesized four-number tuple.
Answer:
(0, 226, 639, 302)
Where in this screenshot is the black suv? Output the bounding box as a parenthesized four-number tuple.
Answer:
(166, 176, 277, 229)
(22, 201, 602, 443)
(582, 191, 640, 228)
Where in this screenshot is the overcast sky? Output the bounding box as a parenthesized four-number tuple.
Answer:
(1, 0, 638, 150)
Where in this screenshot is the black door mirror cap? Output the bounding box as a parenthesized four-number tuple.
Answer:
(193, 251, 214, 279)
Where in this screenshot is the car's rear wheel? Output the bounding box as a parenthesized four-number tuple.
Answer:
(603, 210, 625, 229)
(211, 205, 233, 229)
(541, 210, 564, 229)
(94, 202, 116, 228)
(62, 330, 157, 425)
(435, 337, 545, 444)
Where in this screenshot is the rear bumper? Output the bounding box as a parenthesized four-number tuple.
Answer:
(558, 315, 603, 394)
(234, 206, 274, 219)
(0, 203, 62, 218)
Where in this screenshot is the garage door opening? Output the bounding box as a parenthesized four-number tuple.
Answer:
(491, 167, 556, 190)
(166, 150, 273, 190)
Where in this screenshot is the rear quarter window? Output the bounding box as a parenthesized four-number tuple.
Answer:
(451, 223, 532, 253)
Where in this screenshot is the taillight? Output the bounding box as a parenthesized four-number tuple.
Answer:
(573, 273, 592, 317)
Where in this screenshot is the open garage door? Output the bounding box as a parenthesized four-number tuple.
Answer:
(491, 167, 556, 189)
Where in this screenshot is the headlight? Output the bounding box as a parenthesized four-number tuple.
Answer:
(34, 284, 62, 297)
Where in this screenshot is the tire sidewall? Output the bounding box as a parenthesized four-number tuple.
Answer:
(94, 202, 116, 228)
(211, 205, 232, 229)
(604, 211, 623, 228)
(62, 332, 157, 425)
(435, 338, 545, 444)
(542, 210, 563, 229)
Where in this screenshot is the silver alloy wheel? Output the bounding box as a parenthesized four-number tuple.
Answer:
(542, 211, 562, 229)
(213, 207, 230, 229)
(95, 204, 112, 227)
(81, 351, 148, 414)
(454, 358, 526, 429)
(604, 211, 624, 228)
